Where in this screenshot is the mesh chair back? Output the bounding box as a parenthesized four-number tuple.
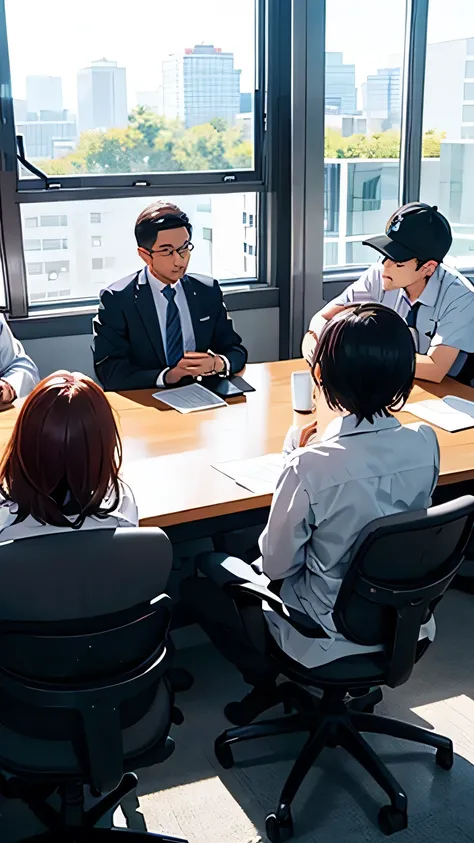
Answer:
(333, 495, 474, 686)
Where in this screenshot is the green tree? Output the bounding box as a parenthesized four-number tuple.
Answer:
(423, 128, 445, 158)
(209, 117, 229, 133)
(172, 123, 229, 171)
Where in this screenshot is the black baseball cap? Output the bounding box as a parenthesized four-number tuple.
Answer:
(363, 202, 452, 263)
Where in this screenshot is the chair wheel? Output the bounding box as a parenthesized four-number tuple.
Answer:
(265, 810, 294, 842)
(171, 706, 184, 725)
(436, 745, 454, 770)
(214, 740, 234, 769)
(378, 805, 408, 835)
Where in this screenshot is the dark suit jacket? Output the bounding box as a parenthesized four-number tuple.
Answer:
(92, 270, 248, 391)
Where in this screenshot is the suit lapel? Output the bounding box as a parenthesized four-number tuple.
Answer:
(182, 275, 206, 349)
(133, 269, 166, 367)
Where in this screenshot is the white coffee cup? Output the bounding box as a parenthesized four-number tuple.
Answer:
(291, 371, 313, 413)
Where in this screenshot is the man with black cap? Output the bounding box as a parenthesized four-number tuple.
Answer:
(93, 200, 248, 391)
(304, 202, 474, 383)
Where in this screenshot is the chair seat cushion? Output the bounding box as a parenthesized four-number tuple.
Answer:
(0, 683, 172, 779)
(278, 650, 389, 687)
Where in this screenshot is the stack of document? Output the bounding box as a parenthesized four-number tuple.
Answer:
(152, 384, 227, 413)
(407, 395, 474, 432)
(212, 453, 284, 494)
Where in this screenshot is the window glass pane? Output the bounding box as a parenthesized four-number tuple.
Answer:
(42, 238, 67, 250)
(324, 0, 405, 267)
(27, 262, 42, 274)
(464, 83, 474, 100)
(20, 193, 258, 306)
(420, 0, 474, 269)
(40, 214, 67, 226)
(24, 239, 41, 250)
(24, 217, 38, 228)
(6, 0, 256, 177)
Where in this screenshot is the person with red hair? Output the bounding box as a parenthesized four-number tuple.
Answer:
(0, 370, 137, 537)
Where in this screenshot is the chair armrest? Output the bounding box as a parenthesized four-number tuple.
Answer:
(225, 580, 330, 639)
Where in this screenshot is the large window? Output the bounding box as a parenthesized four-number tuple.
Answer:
(20, 193, 258, 306)
(420, 0, 474, 270)
(0, 0, 267, 315)
(324, 0, 405, 268)
(5, 0, 256, 178)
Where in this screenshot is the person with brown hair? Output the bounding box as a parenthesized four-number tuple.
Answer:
(92, 199, 247, 391)
(0, 370, 137, 538)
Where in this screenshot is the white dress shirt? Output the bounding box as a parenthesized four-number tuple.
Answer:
(0, 483, 138, 543)
(0, 314, 39, 398)
(144, 268, 229, 387)
(260, 414, 439, 668)
(312, 261, 474, 377)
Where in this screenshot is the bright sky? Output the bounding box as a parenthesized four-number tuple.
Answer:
(5, 0, 474, 111)
(5, 0, 256, 110)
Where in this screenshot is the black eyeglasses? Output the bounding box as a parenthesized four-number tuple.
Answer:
(149, 243, 194, 259)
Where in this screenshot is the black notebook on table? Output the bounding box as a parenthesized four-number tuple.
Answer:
(204, 375, 256, 398)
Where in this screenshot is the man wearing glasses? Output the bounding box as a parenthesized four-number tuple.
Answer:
(93, 200, 248, 391)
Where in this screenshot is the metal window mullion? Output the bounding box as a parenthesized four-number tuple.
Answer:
(399, 0, 430, 206)
(289, 0, 325, 358)
(0, 172, 28, 317)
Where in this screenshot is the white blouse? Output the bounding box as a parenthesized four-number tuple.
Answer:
(0, 483, 138, 544)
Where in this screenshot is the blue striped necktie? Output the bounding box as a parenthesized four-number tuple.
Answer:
(161, 285, 184, 368)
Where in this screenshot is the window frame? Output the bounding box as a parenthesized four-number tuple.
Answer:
(0, 0, 286, 318)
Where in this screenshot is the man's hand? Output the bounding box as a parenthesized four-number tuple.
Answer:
(164, 352, 224, 385)
(0, 380, 16, 405)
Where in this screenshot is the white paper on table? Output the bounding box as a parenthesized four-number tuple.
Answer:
(407, 398, 474, 432)
(152, 383, 227, 413)
(212, 453, 285, 494)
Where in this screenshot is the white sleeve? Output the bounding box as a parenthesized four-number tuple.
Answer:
(156, 368, 170, 388)
(0, 316, 40, 398)
(117, 483, 139, 526)
(259, 460, 313, 580)
(309, 263, 383, 333)
(430, 289, 474, 352)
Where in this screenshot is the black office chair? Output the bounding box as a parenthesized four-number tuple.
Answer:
(0, 527, 187, 840)
(214, 496, 474, 840)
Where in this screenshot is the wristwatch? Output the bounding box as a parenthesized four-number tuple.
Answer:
(203, 350, 227, 376)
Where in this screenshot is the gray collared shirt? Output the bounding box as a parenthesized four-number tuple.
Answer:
(312, 261, 474, 377)
(260, 414, 439, 668)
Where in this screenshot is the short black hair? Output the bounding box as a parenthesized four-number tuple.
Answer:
(312, 303, 415, 424)
(134, 201, 192, 251)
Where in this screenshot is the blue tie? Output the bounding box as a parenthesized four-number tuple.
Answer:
(162, 285, 184, 368)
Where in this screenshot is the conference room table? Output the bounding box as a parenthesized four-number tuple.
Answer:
(1, 359, 474, 541)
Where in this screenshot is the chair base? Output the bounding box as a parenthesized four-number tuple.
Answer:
(1, 772, 188, 841)
(215, 685, 453, 839)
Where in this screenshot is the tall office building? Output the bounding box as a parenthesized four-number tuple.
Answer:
(77, 59, 128, 135)
(17, 119, 77, 159)
(162, 45, 241, 129)
(423, 37, 474, 139)
(325, 53, 357, 115)
(362, 67, 401, 130)
(387, 37, 474, 139)
(26, 76, 63, 116)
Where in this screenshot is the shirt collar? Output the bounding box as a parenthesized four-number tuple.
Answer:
(320, 413, 401, 442)
(139, 266, 183, 292)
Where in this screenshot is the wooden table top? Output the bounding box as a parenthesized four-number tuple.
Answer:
(1, 360, 473, 528)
